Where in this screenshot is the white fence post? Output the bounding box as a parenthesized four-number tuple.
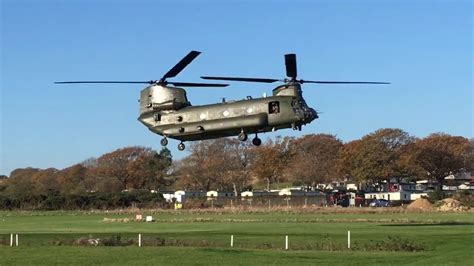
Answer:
(285, 235, 289, 250)
(347, 231, 350, 249)
(10, 234, 13, 247)
(231, 235, 234, 247)
(138, 234, 142, 247)
(16, 234, 18, 246)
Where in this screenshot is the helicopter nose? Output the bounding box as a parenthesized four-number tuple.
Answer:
(309, 108, 318, 121)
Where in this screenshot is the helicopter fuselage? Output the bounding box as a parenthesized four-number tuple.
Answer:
(55, 50, 387, 150)
(138, 83, 317, 142)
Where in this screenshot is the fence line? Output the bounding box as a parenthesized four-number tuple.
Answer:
(1, 232, 364, 251)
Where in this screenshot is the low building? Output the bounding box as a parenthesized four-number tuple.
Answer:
(206, 191, 236, 200)
(278, 189, 291, 196)
(346, 183, 358, 191)
(444, 172, 471, 183)
(206, 190, 218, 200)
(388, 182, 417, 192)
(458, 183, 474, 190)
(173, 190, 206, 202)
(365, 191, 428, 201)
(241, 191, 253, 198)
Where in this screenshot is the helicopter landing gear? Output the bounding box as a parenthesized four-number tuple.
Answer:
(160, 137, 168, 146)
(252, 135, 262, 146)
(178, 142, 186, 151)
(291, 123, 302, 131)
(238, 130, 248, 141)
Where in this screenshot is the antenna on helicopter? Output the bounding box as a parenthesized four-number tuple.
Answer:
(55, 51, 229, 88)
(201, 53, 390, 85)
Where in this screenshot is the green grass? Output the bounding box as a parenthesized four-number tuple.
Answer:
(0, 210, 473, 265)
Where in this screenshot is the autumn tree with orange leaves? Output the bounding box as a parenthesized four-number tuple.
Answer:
(337, 128, 415, 184)
(404, 133, 471, 189)
(251, 137, 293, 190)
(91, 147, 172, 191)
(56, 164, 89, 194)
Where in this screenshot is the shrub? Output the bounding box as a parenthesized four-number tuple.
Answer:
(101, 235, 134, 246)
(143, 237, 165, 246)
(428, 189, 446, 202)
(354, 236, 425, 252)
(452, 191, 474, 207)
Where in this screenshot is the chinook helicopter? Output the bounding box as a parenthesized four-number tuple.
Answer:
(56, 51, 388, 151)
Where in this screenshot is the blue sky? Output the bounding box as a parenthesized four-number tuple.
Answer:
(1, 0, 472, 175)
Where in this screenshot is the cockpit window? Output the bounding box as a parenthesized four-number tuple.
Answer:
(269, 101, 280, 114)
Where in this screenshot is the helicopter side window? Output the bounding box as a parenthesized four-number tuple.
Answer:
(269, 101, 280, 114)
(154, 113, 161, 122)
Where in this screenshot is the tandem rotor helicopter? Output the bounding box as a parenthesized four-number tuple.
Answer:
(56, 51, 389, 151)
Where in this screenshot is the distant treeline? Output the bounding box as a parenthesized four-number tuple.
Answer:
(0, 147, 172, 210)
(0, 128, 472, 210)
(0, 190, 165, 210)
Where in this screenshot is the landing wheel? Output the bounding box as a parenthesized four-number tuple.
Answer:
(160, 137, 168, 146)
(238, 131, 248, 141)
(252, 136, 262, 146)
(178, 142, 186, 151)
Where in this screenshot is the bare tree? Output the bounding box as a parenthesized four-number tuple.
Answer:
(176, 139, 253, 193)
(286, 134, 342, 187)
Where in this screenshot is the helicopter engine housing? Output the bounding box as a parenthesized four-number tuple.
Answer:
(139, 85, 190, 114)
(272, 83, 302, 98)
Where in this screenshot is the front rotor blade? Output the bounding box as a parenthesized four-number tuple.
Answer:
(54, 81, 153, 84)
(169, 82, 228, 87)
(161, 50, 201, 80)
(285, 54, 297, 79)
(302, 80, 390, 84)
(201, 76, 279, 83)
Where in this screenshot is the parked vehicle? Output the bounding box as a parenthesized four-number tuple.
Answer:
(327, 190, 349, 207)
(336, 196, 350, 207)
(369, 199, 390, 207)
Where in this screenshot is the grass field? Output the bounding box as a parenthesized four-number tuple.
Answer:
(0, 208, 473, 265)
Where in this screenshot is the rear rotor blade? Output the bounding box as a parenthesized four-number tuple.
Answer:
(161, 50, 201, 80)
(169, 82, 229, 87)
(302, 80, 390, 84)
(54, 81, 153, 84)
(285, 54, 297, 79)
(201, 76, 280, 83)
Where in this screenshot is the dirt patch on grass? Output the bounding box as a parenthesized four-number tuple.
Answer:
(407, 198, 433, 211)
(103, 217, 131, 222)
(437, 198, 469, 212)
